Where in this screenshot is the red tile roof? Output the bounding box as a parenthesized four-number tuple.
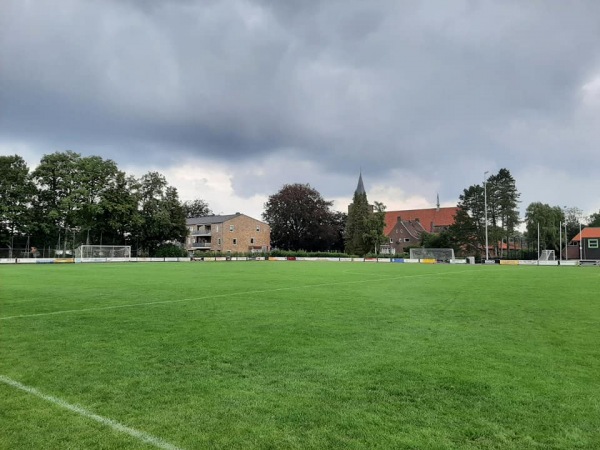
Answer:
(384, 207, 459, 235)
(571, 227, 600, 242)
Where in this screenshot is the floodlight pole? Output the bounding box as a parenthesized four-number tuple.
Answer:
(484, 171, 489, 261)
(579, 222, 583, 260)
(565, 222, 568, 261)
(559, 221, 562, 261)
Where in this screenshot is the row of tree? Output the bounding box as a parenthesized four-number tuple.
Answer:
(0, 152, 210, 256)
(261, 183, 388, 256)
(3, 152, 598, 258)
(423, 168, 599, 258)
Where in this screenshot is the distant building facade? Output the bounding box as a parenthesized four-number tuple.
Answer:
(350, 173, 459, 254)
(384, 206, 459, 253)
(186, 213, 270, 254)
(569, 227, 600, 260)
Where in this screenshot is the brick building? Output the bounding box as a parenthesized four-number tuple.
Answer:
(186, 213, 270, 254)
(384, 206, 459, 253)
(349, 173, 459, 255)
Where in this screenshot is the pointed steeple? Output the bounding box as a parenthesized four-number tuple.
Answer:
(355, 172, 366, 196)
(436, 193, 440, 211)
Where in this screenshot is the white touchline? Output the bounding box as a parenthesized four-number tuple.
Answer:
(0, 374, 183, 450)
(0, 269, 476, 320)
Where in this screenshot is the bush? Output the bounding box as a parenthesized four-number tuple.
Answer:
(154, 244, 189, 258)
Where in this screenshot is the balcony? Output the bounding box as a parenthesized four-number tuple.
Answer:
(191, 230, 211, 237)
(190, 241, 211, 249)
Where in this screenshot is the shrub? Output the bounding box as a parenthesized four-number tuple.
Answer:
(155, 244, 188, 258)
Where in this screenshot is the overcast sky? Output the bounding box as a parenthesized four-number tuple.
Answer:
(2, 0, 599, 221)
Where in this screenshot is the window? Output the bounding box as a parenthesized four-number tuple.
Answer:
(389, 238, 393, 243)
(233, 238, 237, 245)
(589, 239, 599, 249)
(229, 225, 234, 232)
(250, 238, 255, 244)
(404, 238, 410, 242)
(256, 225, 260, 232)
(217, 238, 221, 245)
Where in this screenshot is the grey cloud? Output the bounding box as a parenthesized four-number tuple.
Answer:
(1, 0, 600, 213)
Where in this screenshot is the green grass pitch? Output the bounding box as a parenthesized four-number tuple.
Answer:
(1, 262, 599, 449)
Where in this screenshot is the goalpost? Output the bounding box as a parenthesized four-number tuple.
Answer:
(75, 245, 131, 259)
(539, 250, 555, 261)
(410, 248, 455, 261)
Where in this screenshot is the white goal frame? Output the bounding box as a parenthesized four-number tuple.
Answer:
(75, 245, 132, 259)
(539, 250, 556, 261)
(409, 248, 455, 261)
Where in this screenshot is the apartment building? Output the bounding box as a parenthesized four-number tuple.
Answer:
(186, 213, 270, 254)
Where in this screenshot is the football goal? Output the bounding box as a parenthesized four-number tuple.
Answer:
(75, 245, 132, 259)
(410, 248, 455, 261)
(539, 250, 555, 261)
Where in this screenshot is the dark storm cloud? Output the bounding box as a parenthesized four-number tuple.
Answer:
(1, 0, 600, 212)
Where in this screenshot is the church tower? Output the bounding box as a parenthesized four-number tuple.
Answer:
(355, 172, 366, 196)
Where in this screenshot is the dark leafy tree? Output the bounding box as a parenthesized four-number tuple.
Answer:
(0, 155, 36, 254)
(448, 185, 486, 256)
(96, 173, 142, 245)
(525, 202, 563, 254)
(589, 210, 600, 228)
(30, 151, 82, 251)
(420, 229, 454, 250)
(136, 172, 187, 256)
(448, 169, 520, 257)
(182, 199, 212, 218)
(75, 155, 121, 244)
(363, 201, 387, 254)
(489, 169, 520, 256)
(326, 211, 347, 253)
(263, 183, 338, 251)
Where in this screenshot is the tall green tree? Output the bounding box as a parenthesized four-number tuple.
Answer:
(262, 183, 337, 251)
(0, 155, 35, 253)
(448, 184, 486, 256)
(136, 172, 187, 256)
(524, 202, 563, 254)
(363, 201, 387, 255)
(75, 155, 120, 238)
(589, 210, 600, 228)
(448, 169, 520, 257)
(487, 169, 520, 256)
(30, 151, 126, 251)
(30, 150, 82, 251)
(345, 189, 372, 256)
(96, 172, 142, 245)
(326, 211, 347, 253)
(182, 199, 212, 218)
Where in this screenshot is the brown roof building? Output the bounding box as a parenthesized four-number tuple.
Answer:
(384, 206, 459, 235)
(569, 227, 600, 260)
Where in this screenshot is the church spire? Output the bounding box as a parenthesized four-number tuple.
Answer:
(355, 171, 366, 196)
(436, 193, 440, 211)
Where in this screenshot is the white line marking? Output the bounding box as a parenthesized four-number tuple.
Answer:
(0, 374, 182, 450)
(0, 269, 476, 320)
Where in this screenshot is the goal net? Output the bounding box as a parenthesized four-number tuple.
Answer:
(539, 250, 555, 261)
(410, 248, 455, 261)
(75, 245, 131, 259)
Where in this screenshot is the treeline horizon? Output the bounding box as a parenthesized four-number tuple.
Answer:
(2, 152, 599, 258)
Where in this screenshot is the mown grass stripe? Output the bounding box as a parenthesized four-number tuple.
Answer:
(0, 269, 475, 320)
(0, 374, 182, 450)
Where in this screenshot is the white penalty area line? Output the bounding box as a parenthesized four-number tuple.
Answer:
(0, 374, 182, 450)
(0, 269, 477, 321)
